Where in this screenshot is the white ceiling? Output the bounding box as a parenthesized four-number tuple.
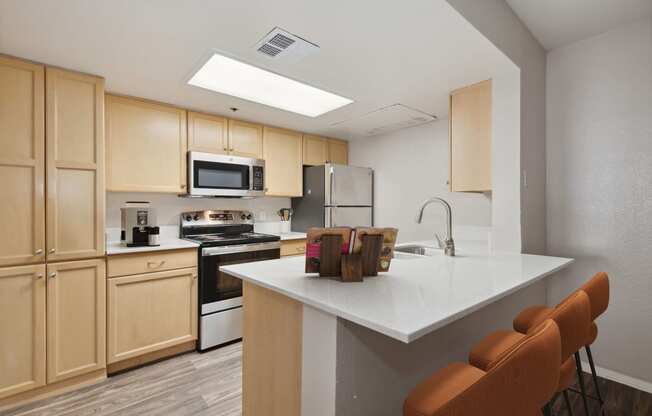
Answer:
(506, 0, 652, 50)
(0, 0, 515, 140)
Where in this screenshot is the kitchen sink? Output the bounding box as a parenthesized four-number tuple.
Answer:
(394, 244, 441, 257)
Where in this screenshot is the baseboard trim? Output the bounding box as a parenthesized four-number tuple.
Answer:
(582, 361, 652, 394)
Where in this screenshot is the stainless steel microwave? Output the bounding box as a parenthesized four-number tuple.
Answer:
(188, 152, 265, 197)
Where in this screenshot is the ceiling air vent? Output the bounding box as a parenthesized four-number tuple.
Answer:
(254, 27, 319, 61)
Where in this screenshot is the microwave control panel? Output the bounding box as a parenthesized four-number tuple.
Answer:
(252, 166, 264, 191)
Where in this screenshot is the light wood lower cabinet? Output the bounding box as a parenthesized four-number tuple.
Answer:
(0, 56, 45, 267)
(107, 267, 198, 365)
(0, 264, 46, 400)
(46, 259, 106, 384)
(45, 67, 105, 261)
(280, 239, 306, 257)
(263, 126, 303, 197)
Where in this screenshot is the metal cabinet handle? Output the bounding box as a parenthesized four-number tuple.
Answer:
(147, 260, 166, 268)
(36, 273, 43, 279)
(48, 272, 57, 279)
(48, 248, 56, 254)
(35, 249, 43, 255)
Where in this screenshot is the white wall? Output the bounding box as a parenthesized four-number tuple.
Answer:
(106, 193, 291, 229)
(446, 0, 548, 254)
(546, 18, 652, 384)
(349, 120, 492, 243)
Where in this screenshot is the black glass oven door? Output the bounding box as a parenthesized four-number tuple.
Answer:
(200, 249, 279, 307)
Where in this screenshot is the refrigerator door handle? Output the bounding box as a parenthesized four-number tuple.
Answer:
(329, 165, 335, 206)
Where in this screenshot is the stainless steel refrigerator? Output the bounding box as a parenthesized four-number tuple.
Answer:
(291, 164, 373, 231)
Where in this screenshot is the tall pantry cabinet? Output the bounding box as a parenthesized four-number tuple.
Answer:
(0, 55, 106, 404)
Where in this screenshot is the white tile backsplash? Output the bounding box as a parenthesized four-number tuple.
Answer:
(106, 192, 292, 228)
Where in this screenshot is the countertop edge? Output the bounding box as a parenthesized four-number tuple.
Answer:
(227, 256, 575, 344)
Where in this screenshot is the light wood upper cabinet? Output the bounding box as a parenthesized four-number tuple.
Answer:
(328, 139, 348, 165)
(302, 135, 329, 166)
(106, 95, 187, 193)
(0, 264, 46, 399)
(46, 67, 105, 262)
(187, 111, 228, 154)
(449, 79, 492, 192)
(263, 127, 303, 197)
(46, 259, 106, 383)
(0, 56, 45, 267)
(107, 267, 198, 364)
(229, 119, 263, 159)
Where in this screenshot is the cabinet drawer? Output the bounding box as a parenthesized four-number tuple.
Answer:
(107, 249, 197, 277)
(280, 239, 306, 257)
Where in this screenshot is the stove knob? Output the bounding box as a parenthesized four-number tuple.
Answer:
(246, 214, 253, 220)
(240, 214, 247, 220)
(193, 214, 199, 221)
(185, 215, 192, 221)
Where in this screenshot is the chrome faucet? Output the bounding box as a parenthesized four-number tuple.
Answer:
(415, 197, 455, 256)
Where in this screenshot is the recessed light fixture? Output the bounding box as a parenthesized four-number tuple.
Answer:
(188, 53, 353, 117)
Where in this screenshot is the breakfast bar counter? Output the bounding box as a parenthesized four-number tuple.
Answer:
(222, 244, 573, 416)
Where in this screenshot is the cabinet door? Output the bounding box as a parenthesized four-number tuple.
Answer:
(106, 95, 187, 193)
(107, 268, 198, 364)
(187, 111, 228, 154)
(0, 264, 46, 399)
(0, 56, 45, 266)
(450, 79, 492, 192)
(302, 135, 328, 166)
(228, 119, 263, 159)
(46, 68, 105, 262)
(328, 139, 348, 165)
(263, 127, 303, 197)
(46, 259, 106, 383)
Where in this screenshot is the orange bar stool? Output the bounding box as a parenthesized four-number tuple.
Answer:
(468, 290, 592, 416)
(514, 272, 610, 413)
(404, 319, 562, 416)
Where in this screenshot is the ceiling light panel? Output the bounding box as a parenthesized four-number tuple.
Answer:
(188, 53, 353, 117)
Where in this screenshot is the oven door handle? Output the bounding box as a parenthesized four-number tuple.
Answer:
(201, 241, 281, 256)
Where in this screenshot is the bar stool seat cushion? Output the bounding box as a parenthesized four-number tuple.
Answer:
(404, 362, 484, 416)
(513, 305, 552, 334)
(469, 330, 526, 371)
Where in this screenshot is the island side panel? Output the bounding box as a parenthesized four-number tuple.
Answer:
(302, 305, 338, 416)
(243, 281, 303, 416)
(333, 280, 547, 416)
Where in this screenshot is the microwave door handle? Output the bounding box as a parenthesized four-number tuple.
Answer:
(249, 165, 254, 191)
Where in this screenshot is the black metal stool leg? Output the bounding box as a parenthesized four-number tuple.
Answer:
(586, 345, 606, 415)
(544, 402, 553, 416)
(563, 390, 574, 416)
(574, 352, 591, 416)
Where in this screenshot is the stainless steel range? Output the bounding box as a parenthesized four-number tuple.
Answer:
(180, 210, 280, 351)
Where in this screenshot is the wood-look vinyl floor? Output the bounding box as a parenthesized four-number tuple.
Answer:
(3, 342, 243, 416)
(553, 370, 652, 416)
(3, 341, 652, 416)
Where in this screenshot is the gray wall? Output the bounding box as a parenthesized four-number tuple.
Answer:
(348, 121, 492, 243)
(546, 18, 652, 384)
(446, 0, 548, 254)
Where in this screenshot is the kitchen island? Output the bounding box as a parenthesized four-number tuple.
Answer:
(222, 243, 572, 416)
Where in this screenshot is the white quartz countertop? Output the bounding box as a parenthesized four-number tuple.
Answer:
(106, 239, 199, 255)
(221, 243, 573, 343)
(278, 232, 307, 241)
